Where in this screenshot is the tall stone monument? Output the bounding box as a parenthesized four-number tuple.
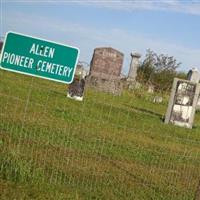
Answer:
(165, 78, 200, 128)
(127, 52, 141, 81)
(86, 47, 124, 95)
(126, 52, 141, 89)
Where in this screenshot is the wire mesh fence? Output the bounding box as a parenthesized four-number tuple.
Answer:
(0, 70, 200, 200)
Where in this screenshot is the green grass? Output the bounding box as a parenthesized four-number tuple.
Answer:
(0, 70, 200, 200)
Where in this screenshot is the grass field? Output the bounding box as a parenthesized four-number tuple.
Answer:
(0, 70, 200, 200)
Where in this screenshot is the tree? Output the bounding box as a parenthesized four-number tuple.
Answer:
(137, 49, 181, 92)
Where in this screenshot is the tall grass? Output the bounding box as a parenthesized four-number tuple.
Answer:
(0, 70, 200, 199)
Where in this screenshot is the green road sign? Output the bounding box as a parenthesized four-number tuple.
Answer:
(0, 32, 80, 84)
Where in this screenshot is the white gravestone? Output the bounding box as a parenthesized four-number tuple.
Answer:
(165, 78, 200, 128)
(127, 52, 141, 81)
(187, 68, 200, 110)
(187, 68, 200, 83)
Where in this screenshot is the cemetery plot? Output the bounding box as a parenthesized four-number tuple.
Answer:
(1, 39, 200, 199)
(1, 70, 200, 200)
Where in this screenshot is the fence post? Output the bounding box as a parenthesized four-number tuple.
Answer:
(195, 180, 200, 200)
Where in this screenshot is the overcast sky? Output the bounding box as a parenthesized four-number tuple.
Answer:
(1, 0, 200, 74)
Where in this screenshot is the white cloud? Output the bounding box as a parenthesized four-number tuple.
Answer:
(2, 11, 200, 74)
(3, 0, 200, 15)
(73, 0, 200, 16)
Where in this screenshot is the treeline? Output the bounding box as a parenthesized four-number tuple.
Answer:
(137, 49, 187, 92)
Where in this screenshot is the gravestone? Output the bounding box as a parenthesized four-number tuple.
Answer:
(89, 47, 123, 77)
(67, 62, 88, 101)
(165, 78, 200, 128)
(197, 98, 200, 110)
(87, 47, 124, 95)
(75, 63, 89, 79)
(148, 85, 154, 93)
(153, 96, 163, 103)
(187, 68, 200, 83)
(187, 68, 200, 110)
(126, 52, 141, 89)
(67, 77, 85, 101)
(127, 52, 141, 81)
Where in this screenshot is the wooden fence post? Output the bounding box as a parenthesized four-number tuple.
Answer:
(195, 180, 200, 200)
